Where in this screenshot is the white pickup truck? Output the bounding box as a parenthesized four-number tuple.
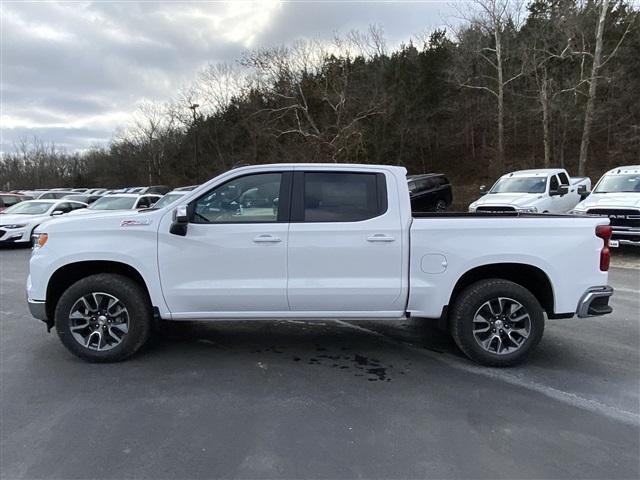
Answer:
(27, 164, 614, 366)
(571, 165, 640, 246)
(469, 168, 591, 214)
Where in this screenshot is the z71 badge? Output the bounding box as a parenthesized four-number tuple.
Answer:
(120, 219, 152, 227)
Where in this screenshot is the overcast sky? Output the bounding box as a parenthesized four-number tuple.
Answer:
(1, 1, 457, 154)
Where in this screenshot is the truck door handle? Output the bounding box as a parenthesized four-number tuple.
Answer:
(367, 234, 395, 243)
(253, 234, 281, 243)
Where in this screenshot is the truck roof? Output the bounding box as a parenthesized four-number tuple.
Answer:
(501, 168, 567, 178)
(604, 165, 640, 175)
(230, 163, 409, 176)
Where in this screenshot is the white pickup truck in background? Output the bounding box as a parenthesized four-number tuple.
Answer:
(571, 165, 640, 246)
(27, 164, 613, 366)
(469, 168, 591, 214)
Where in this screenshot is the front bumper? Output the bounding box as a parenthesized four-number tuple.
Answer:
(576, 286, 614, 318)
(27, 298, 47, 322)
(612, 228, 640, 246)
(0, 227, 30, 244)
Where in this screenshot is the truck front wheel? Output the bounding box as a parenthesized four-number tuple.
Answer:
(54, 274, 152, 362)
(450, 279, 544, 367)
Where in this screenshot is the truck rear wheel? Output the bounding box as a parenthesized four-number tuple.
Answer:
(450, 279, 544, 367)
(55, 274, 152, 362)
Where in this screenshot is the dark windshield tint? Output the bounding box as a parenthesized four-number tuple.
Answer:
(490, 177, 547, 194)
(303, 172, 383, 222)
(594, 174, 640, 193)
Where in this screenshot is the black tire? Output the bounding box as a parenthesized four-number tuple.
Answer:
(27, 225, 39, 247)
(450, 279, 544, 367)
(55, 274, 152, 363)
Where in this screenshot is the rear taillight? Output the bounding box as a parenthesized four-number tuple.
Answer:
(595, 225, 612, 271)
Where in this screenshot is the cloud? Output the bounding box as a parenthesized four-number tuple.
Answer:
(1, 1, 455, 153)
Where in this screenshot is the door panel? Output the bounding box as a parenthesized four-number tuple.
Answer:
(157, 171, 290, 315)
(158, 223, 289, 313)
(287, 171, 404, 312)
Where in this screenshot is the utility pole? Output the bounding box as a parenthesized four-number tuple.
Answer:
(189, 103, 200, 182)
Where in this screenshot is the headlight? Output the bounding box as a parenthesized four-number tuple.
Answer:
(469, 204, 477, 212)
(1, 224, 27, 229)
(516, 207, 538, 213)
(32, 233, 48, 249)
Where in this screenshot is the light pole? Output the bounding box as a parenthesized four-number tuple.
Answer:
(189, 103, 200, 182)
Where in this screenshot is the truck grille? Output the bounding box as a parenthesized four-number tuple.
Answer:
(476, 206, 516, 213)
(586, 209, 640, 228)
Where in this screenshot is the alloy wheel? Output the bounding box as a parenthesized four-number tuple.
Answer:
(472, 297, 531, 355)
(68, 292, 129, 351)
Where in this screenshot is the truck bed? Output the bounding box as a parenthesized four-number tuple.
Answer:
(412, 211, 570, 218)
(407, 213, 608, 318)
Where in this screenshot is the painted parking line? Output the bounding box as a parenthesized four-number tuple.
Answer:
(333, 320, 640, 427)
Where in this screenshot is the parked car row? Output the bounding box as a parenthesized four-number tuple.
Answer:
(466, 166, 639, 246)
(0, 185, 199, 246)
(4, 164, 639, 248)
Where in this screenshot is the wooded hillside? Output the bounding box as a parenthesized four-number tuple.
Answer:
(2, 0, 638, 204)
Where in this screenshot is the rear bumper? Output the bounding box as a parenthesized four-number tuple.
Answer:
(576, 286, 614, 318)
(27, 298, 47, 322)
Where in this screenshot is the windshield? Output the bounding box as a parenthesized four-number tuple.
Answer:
(64, 195, 89, 203)
(2, 201, 52, 215)
(152, 193, 183, 209)
(490, 177, 547, 194)
(594, 174, 640, 193)
(89, 196, 137, 210)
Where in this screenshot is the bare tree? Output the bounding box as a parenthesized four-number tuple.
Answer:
(453, 0, 525, 174)
(244, 35, 385, 162)
(130, 101, 177, 184)
(574, 0, 639, 175)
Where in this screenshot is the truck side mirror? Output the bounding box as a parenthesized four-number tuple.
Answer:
(577, 184, 589, 199)
(170, 205, 188, 236)
(479, 185, 487, 195)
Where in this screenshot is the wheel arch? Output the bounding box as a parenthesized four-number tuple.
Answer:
(448, 263, 555, 318)
(45, 261, 152, 324)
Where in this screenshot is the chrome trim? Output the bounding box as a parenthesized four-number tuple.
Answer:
(619, 239, 640, 246)
(576, 286, 614, 318)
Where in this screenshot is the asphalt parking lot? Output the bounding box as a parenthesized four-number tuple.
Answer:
(1, 247, 639, 479)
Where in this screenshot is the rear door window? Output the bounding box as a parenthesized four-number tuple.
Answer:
(558, 172, 570, 185)
(299, 172, 386, 222)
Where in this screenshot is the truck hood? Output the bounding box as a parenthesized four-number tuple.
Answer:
(471, 193, 543, 208)
(67, 207, 134, 216)
(576, 192, 640, 210)
(36, 209, 160, 234)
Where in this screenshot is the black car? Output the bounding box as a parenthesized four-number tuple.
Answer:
(408, 174, 453, 212)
